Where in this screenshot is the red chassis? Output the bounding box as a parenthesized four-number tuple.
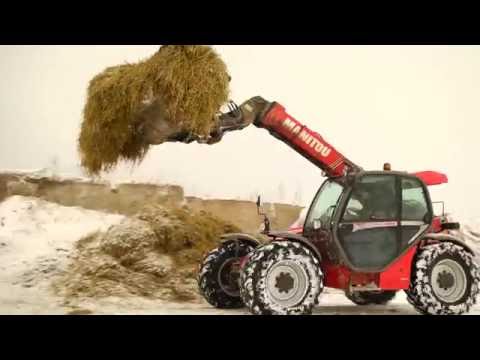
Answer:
(284, 173, 449, 292)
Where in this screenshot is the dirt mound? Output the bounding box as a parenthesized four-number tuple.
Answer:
(53, 204, 241, 303)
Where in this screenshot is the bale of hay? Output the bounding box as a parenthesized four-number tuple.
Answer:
(78, 45, 230, 176)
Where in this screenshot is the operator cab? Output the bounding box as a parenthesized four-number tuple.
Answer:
(304, 171, 433, 272)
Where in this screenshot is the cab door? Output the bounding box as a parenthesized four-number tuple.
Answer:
(336, 174, 400, 271)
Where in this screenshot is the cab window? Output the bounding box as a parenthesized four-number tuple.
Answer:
(401, 178, 429, 222)
(342, 175, 398, 222)
(305, 180, 344, 230)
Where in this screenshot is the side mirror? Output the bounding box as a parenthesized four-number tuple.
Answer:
(256, 195, 271, 234)
(313, 219, 321, 230)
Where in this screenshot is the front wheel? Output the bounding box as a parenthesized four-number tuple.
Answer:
(405, 242, 480, 315)
(240, 241, 323, 315)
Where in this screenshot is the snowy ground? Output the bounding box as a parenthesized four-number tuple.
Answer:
(0, 195, 479, 315)
(0, 196, 124, 315)
(22, 290, 477, 315)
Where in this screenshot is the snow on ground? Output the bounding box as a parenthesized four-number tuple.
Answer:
(0, 196, 124, 314)
(0, 195, 479, 315)
(67, 289, 480, 315)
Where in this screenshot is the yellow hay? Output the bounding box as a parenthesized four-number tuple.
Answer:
(78, 45, 230, 176)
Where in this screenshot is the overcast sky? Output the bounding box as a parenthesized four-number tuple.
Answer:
(0, 45, 479, 219)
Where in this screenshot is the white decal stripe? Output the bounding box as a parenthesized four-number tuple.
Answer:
(348, 221, 429, 244)
(352, 222, 398, 232)
(401, 221, 426, 226)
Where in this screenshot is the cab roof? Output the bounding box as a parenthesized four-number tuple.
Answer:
(343, 170, 448, 187)
(412, 171, 448, 186)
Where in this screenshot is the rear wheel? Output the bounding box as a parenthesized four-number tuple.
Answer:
(198, 241, 255, 309)
(345, 290, 397, 305)
(239, 241, 323, 315)
(405, 242, 480, 315)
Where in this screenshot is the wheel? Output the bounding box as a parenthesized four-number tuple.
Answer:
(198, 241, 255, 309)
(405, 242, 480, 315)
(345, 290, 397, 305)
(239, 241, 323, 315)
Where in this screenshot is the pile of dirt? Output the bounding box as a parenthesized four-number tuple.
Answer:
(53, 204, 241, 303)
(79, 45, 230, 176)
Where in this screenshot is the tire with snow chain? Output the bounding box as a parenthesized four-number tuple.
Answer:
(198, 241, 255, 309)
(239, 241, 323, 315)
(405, 242, 480, 315)
(345, 290, 397, 305)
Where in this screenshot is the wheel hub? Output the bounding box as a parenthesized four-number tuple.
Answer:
(266, 260, 308, 308)
(218, 258, 241, 297)
(431, 259, 467, 304)
(437, 270, 455, 290)
(275, 272, 295, 294)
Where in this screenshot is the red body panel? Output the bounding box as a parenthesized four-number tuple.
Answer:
(323, 263, 378, 289)
(413, 171, 448, 186)
(431, 216, 443, 233)
(259, 103, 360, 178)
(378, 245, 417, 290)
(322, 263, 351, 289)
(322, 246, 417, 290)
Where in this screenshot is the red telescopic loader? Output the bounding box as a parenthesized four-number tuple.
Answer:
(197, 96, 479, 315)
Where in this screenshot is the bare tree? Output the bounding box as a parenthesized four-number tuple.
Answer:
(294, 184, 303, 206)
